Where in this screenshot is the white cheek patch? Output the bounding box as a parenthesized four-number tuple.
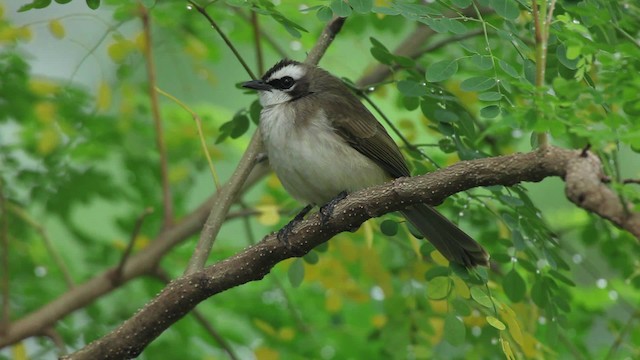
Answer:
(259, 90, 292, 107)
(266, 64, 306, 83)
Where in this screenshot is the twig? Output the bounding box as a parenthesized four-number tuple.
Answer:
(231, 7, 288, 59)
(604, 309, 639, 360)
(153, 269, 240, 360)
(114, 207, 154, 281)
(251, 11, 264, 75)
(155, 86, 221, 190)
(531, 0, 556, 148)
(184, 132, 263, 274)
(305, 16, 346, 66)
(140, 4, 174, 228)
(356, 6, 491, 88)
(8, 204, 75, 289)
(0, 173, 263, 348)
(43, 327, 67, 356)
(188, 0, 257, 80)
(0, 179, 9, 334)
(238, 202, 310, 332)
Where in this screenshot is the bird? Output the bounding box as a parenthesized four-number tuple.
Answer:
(242, 59, 489, 267)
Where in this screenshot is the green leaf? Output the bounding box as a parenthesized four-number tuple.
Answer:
(452, 0, 472, 7)
(566, 44, 582, 60)
(518, 258, 537, 273)
(427, 276, 452, 300)
(486, 316, 506, 330)
(443, 314, 466, 345)
(18, 0, 51, 11)
(317, 6, 334, 21)
(548, 269, 576, 287)
(380, 219, 398, 236)
(478, 92, 502, 101)
(490, 0, 519, 20)
(425, 266, 451, 281)
(556, 45, 579, 70)
(330, 0, 352, 17)
(480, 105, 501, 118)
(531, 277, 548, 307)
(397, 80, 427, 97)
(470, 54, 493, 70)
(426, 60, 458, 82)
(230, 114, 249, 139)
(499, 60, 519, 78)
(303, 251, 319, 264)
(451, 297, 471, 316)
(249, 100, 262, 125)
(470, 287, 493, 308)
(288, 258, 305, 287)
(55, 0, 73, 4)
(86, 0, 100, 10)
(499, 194, 524, 207)
(460, 76, 496, 92)
(350, 0, 373, 13)
(503, 269, 526, 302)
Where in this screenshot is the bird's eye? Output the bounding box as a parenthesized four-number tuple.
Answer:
(269, 76, 295, 90)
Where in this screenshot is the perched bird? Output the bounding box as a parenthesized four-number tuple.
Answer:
(243, 59, 489, 267)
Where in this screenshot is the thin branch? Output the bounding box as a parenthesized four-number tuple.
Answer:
(155, 86, 221, 189)
(114, 207, 154, 281)
(0, 157, 271, 348)
(153, 269, 239, 360)
(604, 309, 639, 360)
(188, 0, 257, 80)
(43, 327, 67, 357)
(239, 202, 310, 333)
(184, 132, 263, 274)
(62, 146, 640, 359)
(356, 6, 492, 88)
(251, 11, 264, 75)
(0, 179, 8, 335)
(8, 204, 75, 289)
(305, 16, 346, 66)
(140, 4, 174, 228)
(532, 0, 556, 148)
(232, 7, 288, 59)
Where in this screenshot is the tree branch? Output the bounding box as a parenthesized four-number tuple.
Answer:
(140, 5, 174, 228)
(60, 146, 640, 359)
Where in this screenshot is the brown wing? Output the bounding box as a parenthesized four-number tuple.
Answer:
(324, 93, 411, 179)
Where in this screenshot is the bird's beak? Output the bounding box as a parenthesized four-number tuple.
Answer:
(242, 80, 272, 91)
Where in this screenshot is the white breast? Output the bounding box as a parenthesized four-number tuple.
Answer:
(260, 105, 389, 206)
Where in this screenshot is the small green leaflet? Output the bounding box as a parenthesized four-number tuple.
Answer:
(86, 0, 100, 10)
(288, 258, 305, 287)
(330, 0, 352, 17)
(486, 316, 506, 330)
(426, 276, 451, 300)
(461, 76, 497, 92)
(426, 60, 458, 82)
(443, 314, 466, 345)
(470, 287, 493, 308)
(380, 219, 398, 236)
(490, 0, 519, 20)
(350, 0, 373, 14)
(503, 269, 526, 302)
(397, 80, 428, 97)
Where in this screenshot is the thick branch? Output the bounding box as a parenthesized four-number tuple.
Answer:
(62, 146, 640, 359)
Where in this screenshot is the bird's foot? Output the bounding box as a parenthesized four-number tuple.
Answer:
(277, 204, 313, 245)
(319, 191, 348, 225)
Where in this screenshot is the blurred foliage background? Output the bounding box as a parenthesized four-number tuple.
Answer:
(1, 0, 640, 359)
